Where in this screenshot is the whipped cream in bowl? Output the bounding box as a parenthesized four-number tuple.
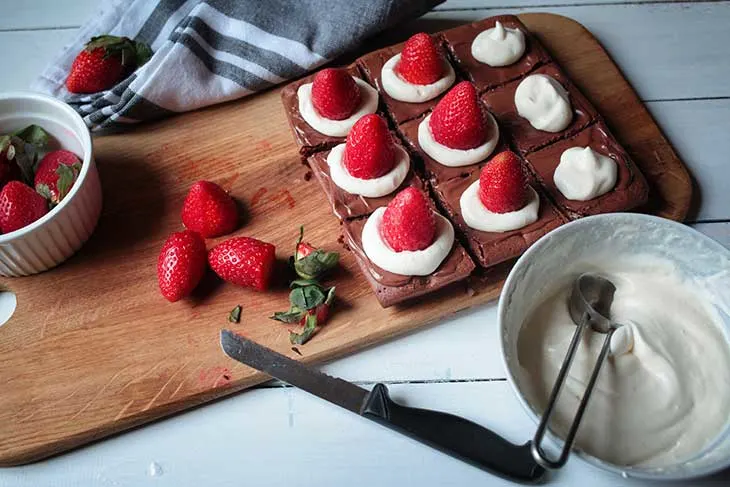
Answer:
(553, 146, 617, 201)
(327, 143, 410, 198)
(362, 207, 454, 276)
(515, 74, 572, 132)
(381, 54, 456, 103)
(418, 112, 500, 167)
(298, 78, 378, 137)
(498, 213, 730, 480)
(471, 21, 526, 67)
(460, 182, 539, 232)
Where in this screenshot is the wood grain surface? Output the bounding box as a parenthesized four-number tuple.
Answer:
(0, 13, 691, 466)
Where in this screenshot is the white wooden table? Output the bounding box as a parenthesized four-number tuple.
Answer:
(1, 1, 730, 485)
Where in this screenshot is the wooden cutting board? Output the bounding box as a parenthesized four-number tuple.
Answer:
(0, 13, 691, 466)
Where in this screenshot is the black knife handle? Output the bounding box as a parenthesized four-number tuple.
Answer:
(361, 383, 545, 483)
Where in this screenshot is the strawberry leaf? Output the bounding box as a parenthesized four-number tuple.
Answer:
(324, 286, 336, 306)
(134, 41, 153, 67)
(36, 183, 54, 202)
(289, 285, 326, 311)
(289, 313, 318, 345)
(12, 138, 39, 185)
(290, 278, 321, 289)
(0, 135, 12, 155)
(228, 305, 242, 323)
(55, 162, 81, 202)
(14, 125, 49, 148)
(294, 249, 340, 280)
(271, 309, 304, 324)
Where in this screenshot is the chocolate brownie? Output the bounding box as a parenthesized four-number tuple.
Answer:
(442, 15, 551, 93)
(481, 63, 598, 154)
(308, 145, 425, 220)
(430, 169, 568, 268)
(523, 121, 649, 218)
(281, 64, 371, 157)
(357, 36, 457, 125)
(344, 215, 475, 307)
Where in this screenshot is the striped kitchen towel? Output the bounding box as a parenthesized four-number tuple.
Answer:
(33, 0, 442, 131)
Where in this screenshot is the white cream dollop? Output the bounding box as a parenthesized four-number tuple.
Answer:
(326, 143, 410, 198)
(514, 74, 572, 132)
(553, 146, 618, 201)
(517, 258, 730, 467)
(417, 112, 500, 167)
(298, 78, 378, 137)
(362, 207, 454, 276)
(471, 21, 526, 67)
(381, 54, 456, 103)
(460, 181, 539, 232)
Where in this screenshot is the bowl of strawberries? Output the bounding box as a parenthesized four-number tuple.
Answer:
(0, 91, 101, 276)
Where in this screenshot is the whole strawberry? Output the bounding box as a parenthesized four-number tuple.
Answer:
(34, 150, 82, 205)
(157, 230, 207, 302)
(0, 181, 49, 233)
(430, 81, 489, 150)
(208, 237, 276, 291)
(380, 187, 436, 252)
(343, 114, 396, 179)
(396, 33, 444, 85)
(479, 151, 529, 213)
(181, 181, 238, 238)
(311, 68, 362, 120)
(66, 35, 153, 94)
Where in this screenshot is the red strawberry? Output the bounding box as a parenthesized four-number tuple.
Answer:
(296, 242, 316, 260)
(34, 150, 82, 205)
(311, 68, 362, 120)
(479, 151, 529, 213)
(208, 237, 276, 291)
(66, 35, 152, 94)
(157, 230, 207, 302)
(430, 81, 489, 150)
(181, 181, 238, 238)
(0, 181, 49, 233)
(343, 114, 397, 179)
(396, 33, 444, 85)
(300, 302, 329, 327)
(380, 187, 436, 252)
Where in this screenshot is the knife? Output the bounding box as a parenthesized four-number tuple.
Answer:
(220, 330, 545, 483)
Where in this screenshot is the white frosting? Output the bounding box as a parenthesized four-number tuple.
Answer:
(460, 182, 539, 232)
(381, 53, 456, 103)
(326, 143, 410, 198)
(297, 78, 378, 137)
(514, 74, 572, 132)
(471, 21, 526, 67)
(518, 257, 730, 467)
(362, 207, 454, 276)
(417, 112, 500, 167)
(553, 146, 618, 201)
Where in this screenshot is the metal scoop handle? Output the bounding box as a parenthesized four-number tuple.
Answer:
(530, 313, 616, 469)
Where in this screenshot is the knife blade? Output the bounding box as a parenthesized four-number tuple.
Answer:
(220, 330, 546, 484)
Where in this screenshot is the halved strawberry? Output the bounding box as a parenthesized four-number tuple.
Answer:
(479, 151, 529, 213)
(311, 68, 362, 120)
(396, 33, 444, 85)
(181, 180, 238, 238)
(343, 114, 397, 179)
(208, 237, 276, 291)
(157, 230, 207, 302)
(380, 187, 436, 252)
(430, 81, 489, 150)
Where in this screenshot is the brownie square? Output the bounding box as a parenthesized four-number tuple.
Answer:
(430, 170, 568, 268)
(481, 63, 598, 155)
(357, 37, 457, 125)
(523, 121, 650, 219)
(442, 15, 551, 92)
(281, 63, 368, 157)
(398, 113, 510, 184)
(344, 216, 475, 308)
(308, 145, 425, 220)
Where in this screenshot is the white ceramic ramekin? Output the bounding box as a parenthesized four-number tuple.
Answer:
(498, 213, 730, 480)
(0, 92, 101, 276)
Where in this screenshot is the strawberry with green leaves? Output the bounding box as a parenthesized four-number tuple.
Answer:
(66, 35, 153, 94)
(34, 150, 82, 205)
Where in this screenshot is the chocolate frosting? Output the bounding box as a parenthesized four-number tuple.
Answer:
(442, 15, 550, 93)
(524, 121, 650, 217)
(481, 63, 598, 155)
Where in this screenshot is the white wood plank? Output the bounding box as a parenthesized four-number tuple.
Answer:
(419, 2, 730, 101)
(0, 0, 98, 31)
(0, 30, 78, 92)
(1, 382, 727, 486)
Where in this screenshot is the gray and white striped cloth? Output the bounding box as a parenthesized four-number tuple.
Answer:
(33, 0, 441, 131)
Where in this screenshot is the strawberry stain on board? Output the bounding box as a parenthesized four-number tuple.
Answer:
(251, 188, 267, 206)
(198, 366, 232, 389)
